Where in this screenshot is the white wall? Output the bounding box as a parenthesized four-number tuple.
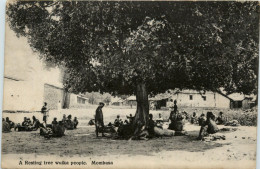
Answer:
(3, 79, 44, 111)
(215, 93, 230, 108)
(3, 25, 63, 111)
(167, 90, 230, 108)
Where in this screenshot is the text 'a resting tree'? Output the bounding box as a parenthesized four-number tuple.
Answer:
(7, 1, 259, 126)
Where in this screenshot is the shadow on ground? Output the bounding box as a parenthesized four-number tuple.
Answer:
(2, 126, 231, 157)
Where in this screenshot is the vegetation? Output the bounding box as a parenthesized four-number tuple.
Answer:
(6, 1, 258, 127)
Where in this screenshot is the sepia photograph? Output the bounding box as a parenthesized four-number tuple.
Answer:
(1, 1, 259, 168)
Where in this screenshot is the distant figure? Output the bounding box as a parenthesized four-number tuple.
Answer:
(32, 116, 40, 130)
(156, 113, 164, 127)
(169, 100, 178, 121)
(26, 118, 32, 126)
(57, 101, 62, 111)
(22, 117, 28, 127)
(52, 118, 58, 125)
(126, 114, 134, 124)
(216, 112, 225, 125)
(198, 113, 206, 126)
(2, 118, 10, 133)
(62, 114, 67, 122)
(114, 115, 122, 127)
(6, 117, 15, 129)
(147, 114, 156, 138)
(41, 102, 48, 123)
(95, 102, 105, 137)
(197, 112, 219, 140)
(191, 112, 197, 124)
(52, 121, 65, 137)
(66, 115, 74, 130)
(73, 117, 79, 128)
(88, 118, 95, 126)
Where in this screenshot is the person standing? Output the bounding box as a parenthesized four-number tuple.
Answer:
(41, 102, 48, 124)
(169, 100, 178, 120)
(95, 102, 105, 137)
(57, 101, 62, 110)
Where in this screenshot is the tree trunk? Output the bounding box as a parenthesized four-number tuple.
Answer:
(134, 83, 149, 127)
(63, 91, 70, 109)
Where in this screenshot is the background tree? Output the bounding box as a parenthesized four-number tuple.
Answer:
(6, 1, 259, 127)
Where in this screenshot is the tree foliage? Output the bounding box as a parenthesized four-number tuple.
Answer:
(6, 1, 259, 96)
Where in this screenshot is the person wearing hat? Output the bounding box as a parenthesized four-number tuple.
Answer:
(95, 102, 105, 137)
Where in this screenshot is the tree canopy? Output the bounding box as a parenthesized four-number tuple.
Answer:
(6, 1, 259, 96)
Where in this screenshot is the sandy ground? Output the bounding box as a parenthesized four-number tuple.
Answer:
(1, 108, 257, 169)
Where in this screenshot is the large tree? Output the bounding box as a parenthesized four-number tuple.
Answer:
(6, 1, 258, 127)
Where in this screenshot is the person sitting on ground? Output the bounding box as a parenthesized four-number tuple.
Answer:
(191, 112, 198, 124)
(52, 121, 65, 137)
(73, 117, 79, 129)
(216, 112, 225, 125)
(62, 114, 67, 122)
(22, 117, 28, 127)
(156, 113, 164, 123)
(124, 119, 129, 125)
(182, 111, 189, 121)
(65, 115, 74, 130)
(126, 114, 134, 124)
(198, 113, 206, 126)
(2, 118, 10, 133)
(31, 116, 40, 130)
(5, 117, 15, 129)
(88, 118, 95, 125)
(52, 118, 58, 125)
(114, 115, 122, 127)
(146, 114, 156, 138)
(155, 113, 164, 128)
(168, 111, 184, 131)
(197, 112, 219, 140)
(26, 118, 32, 126)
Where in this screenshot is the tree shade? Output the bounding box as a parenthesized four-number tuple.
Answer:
(6, 1, 259, 126)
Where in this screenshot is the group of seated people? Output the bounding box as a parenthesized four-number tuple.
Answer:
(190, 111, 226, 126)
(2, 113, 79, 138)
(104, 113, 175, 140)
(40, 114, 79, 138)
(61, 114, 79, 130)
(15, 116, 41, 131)
(103, 110, 224, 140)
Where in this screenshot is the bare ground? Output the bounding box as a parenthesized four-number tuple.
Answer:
(1, 108, 257, 169)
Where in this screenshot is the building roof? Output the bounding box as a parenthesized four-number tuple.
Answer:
(44, 83, 63, 90)
(4, 76, 23, 81)
(228, 93, 246, 101)
(126, 96, 136, 101)
(77, 95, 89, 100)
(227, 93, 256, 101)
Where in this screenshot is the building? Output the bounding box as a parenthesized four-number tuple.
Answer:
(44, 83, 89, 110)
(125, 96, 137, 107)
(166, 89, 231, 109)
(228, 93, 256, 109)
(111, 99, 125, 106)
(3, 76, 44, 111)
(3, 76, 88, 111)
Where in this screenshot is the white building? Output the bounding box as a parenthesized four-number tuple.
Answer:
(167, 89, 231, 109)
(3, 25, 88, 111)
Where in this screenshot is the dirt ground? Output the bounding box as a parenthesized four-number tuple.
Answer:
(1, 107, 257, 169)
